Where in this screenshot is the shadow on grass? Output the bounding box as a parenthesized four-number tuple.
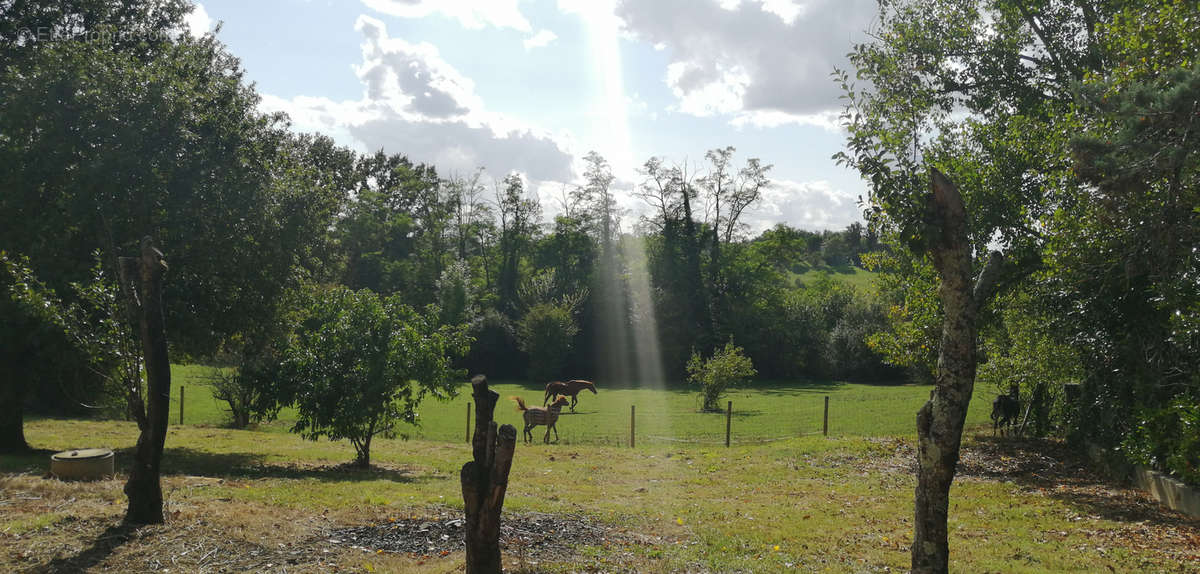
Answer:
(35, 522, 136, 574)
(70, 446, 435, 484)
(963, 436, 1200, 530)
(0, 448, 57, 473)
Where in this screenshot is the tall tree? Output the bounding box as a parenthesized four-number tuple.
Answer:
(834, 1, 1099, 570)
(495, 173, 540, 316)
(698, 147, 771, 342)
(0, 8, 328, 356)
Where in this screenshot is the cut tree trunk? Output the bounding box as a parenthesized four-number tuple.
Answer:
(122, 237, 171, 525)
(911, 170, 1003, 574)
(460, 375, 517, 574)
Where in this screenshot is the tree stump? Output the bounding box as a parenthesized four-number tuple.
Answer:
(460, 375, 517, 574)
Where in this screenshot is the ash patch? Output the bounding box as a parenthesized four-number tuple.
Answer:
(328, 510, 623, 560)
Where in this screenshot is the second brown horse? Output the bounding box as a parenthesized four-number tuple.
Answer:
(543, 379, 597, 412)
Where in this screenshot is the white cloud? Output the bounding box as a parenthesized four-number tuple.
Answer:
(729, 109, 841, 132)
(523, 29, 558, 50)
(617, 0, 875, 124)
(742, 179, 864, 233)
(261, 16, 574, 182)
(665, 61, 749, 117)
(183, 2, 213, 37)
(362, 0, 532, 32)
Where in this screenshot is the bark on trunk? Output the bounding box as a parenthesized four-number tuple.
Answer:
(0, 384, 28, 453)
(123, 237, 171, 525)
(911, 170, 1002, 573)
(460, 375, 517, 574)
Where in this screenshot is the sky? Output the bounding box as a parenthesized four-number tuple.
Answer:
(185, 0, 877, 233)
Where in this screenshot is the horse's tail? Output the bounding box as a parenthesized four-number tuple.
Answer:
(511, 396, 528, 411)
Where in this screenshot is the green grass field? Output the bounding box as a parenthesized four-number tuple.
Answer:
(169, 365, 992, 445)
(5, 416, 1194, 572)
(790, 264, 876, 292)
(8, 366, 1190, 572)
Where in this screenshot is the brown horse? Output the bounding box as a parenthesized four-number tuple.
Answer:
(543, 379, 597, 412)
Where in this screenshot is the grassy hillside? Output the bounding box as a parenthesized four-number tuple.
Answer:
(790, 264, 877, 292)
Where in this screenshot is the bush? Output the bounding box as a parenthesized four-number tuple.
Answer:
(517, 302, 579, 382)
(278, 287, 469, 467)
(1121, 399, 1200, 486)
(687, 341, 756, 412)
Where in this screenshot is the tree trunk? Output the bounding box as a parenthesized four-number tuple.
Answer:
(460, 375, 517, 574)
(123, 237, 171, 525)
(0, 383, 28, 453)
(911, 170, 1003, 573)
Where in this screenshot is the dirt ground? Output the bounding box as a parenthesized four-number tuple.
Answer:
(3, 436, 1198, 573)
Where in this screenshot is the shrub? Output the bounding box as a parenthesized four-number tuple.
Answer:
(517, 302, 579, 382)
(687, 341, 756, 412)
(278, 287, 469, 467)
(1121, 399, 1200, 486)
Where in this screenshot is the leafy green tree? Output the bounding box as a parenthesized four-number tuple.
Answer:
(1054, 7, 1200, 475)
(515, 270, 587, 382)
(834, 1, 1101, 569)
(0, 10, 337, 357)
(686, 341, 756, 412)
(495, 173, 541, 315)
(0, 254, 85, 451)
(517, 303, 580, 383)
(278, 287, 469, 467)
(437, 259, 475, 327)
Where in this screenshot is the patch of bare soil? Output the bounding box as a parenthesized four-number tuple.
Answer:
(328, 508, 638, 561)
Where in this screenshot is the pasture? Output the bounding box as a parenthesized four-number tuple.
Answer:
(165, 365, 992, 445)
(2, 368, 1197, 572)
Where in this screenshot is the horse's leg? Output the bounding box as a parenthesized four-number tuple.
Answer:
(571, 395, 578, 412)
(551, 422, 558, 443)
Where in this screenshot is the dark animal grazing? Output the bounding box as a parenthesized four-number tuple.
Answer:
(991, 392, 1020, 436)
(513, 396, 569, 443)
(543, 379, 597, 412)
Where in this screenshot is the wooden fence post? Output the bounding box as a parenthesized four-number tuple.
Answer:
(726, 401, 732, 447)
(630, 405, 635, 448)
(179, 386, 184, 425)
(823, 396, 829, 436)
(461, 375, 516, 574)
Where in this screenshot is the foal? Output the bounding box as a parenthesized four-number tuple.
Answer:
(513, 396, 570, 443)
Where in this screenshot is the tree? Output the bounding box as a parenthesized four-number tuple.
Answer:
(515, 271, 586, 382)
(1057, 19, 1200, 475)
(0, 254, 85, 452)
(279, 287, 469, 467)
(495, 173, 541, 316)
(0, 6, 337, 358)
(687, 340, 756, 412)
(698, 147, 771, 341)
(119, 237, 172, 525)
(835, 1, 1084, 569)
